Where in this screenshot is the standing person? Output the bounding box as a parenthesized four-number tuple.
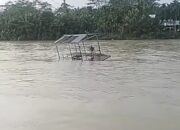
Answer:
(90, 45, 95, 61)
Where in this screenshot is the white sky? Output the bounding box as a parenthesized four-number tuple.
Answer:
(0, 0, 174, 8)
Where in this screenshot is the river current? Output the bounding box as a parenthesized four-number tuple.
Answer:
(0, 40, 180, 130)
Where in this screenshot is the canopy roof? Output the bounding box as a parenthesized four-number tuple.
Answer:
(55, 34, 88, 44)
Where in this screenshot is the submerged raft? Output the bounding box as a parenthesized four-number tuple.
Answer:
(55, 34, 111, 61)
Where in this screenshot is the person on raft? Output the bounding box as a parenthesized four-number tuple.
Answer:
(89, 45, 95, 61)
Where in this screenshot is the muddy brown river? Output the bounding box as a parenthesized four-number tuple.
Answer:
(0, 40, 180, 130)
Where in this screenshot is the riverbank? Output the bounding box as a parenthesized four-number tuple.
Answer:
(1, 32, 180, 41)
(99, 32, 180, 40)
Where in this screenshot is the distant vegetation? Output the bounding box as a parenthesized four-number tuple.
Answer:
(0, 0, 180, 40)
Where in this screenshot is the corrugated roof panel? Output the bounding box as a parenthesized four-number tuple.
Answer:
(71, 34, 87, 43)
(55, 34, 88, 44)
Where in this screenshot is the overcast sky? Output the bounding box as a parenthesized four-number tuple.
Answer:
(0, 0, 174, 7)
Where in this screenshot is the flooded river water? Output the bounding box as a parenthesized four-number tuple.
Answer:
(0, 40, 180, 130)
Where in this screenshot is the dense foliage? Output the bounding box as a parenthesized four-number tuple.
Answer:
(0, 0, 180, 40)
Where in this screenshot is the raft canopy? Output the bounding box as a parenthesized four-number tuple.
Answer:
(54, 33, 111, 61)
(55, 34, 88, 44)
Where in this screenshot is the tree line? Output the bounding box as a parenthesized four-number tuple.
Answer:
(0, 0, 180, 40)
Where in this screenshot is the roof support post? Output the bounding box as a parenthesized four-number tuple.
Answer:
(74, 44, 78, 53)
(82, 41, 87, 60)
(96, 35, 101, 54)
(68, 44, 73, 60)
(56, 44, 60, 61)
(78, 43, 83, 61)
